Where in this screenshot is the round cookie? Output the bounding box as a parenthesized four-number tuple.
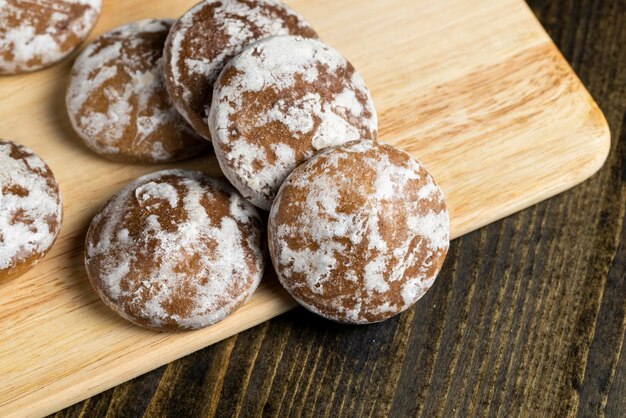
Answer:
(0, 140, 63, 281)
(85, 169, 265, 331)
(210, 35, 378, 210)
(0, 0, 101, 75)
(66, 19, 208, 164)
(268, 140, 449, 324)
(163, 0, 318, 140)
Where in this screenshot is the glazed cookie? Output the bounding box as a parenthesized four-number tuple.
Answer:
(0, 0, 101, 74)
(66, 19, 208, 164)
(85, 169, 265, 331)
(268, 140, 449, 324)
(0, 140, 63, 281)
(210, 36, 378, 210)
(163, 0, 318, 140)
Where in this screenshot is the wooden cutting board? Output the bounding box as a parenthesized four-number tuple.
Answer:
(0, 0, 610, 416)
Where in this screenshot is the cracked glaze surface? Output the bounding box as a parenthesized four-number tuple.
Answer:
(0, 0, 101, 74)
(66, 19, 208, 163)
(210, 36, 377, 210)
(0, 140, 62, 277)
(163, 0, 318, 139)
(85, 170, 265, 331)
(268, 140, 449, 324)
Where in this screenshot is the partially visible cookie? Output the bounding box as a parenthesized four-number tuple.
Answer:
(268, 140, 449, 324)
(163, 0, 318, 140)
(85, 169, 265, 331)
(0, 140, 63, 281)
(66, 19, 208, 164)
(210, 36, 378, 210)
(0, 0, 101, 74)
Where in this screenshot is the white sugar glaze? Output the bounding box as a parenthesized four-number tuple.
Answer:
(269, 140, 449, 324)
(164, 0, 317, 138)
(0, 141, 62, 271)
(210, 36, 378, 210)
(86, 169, 264, 330)
(66, 19, 203, 163)
(0, 0, 101, 73)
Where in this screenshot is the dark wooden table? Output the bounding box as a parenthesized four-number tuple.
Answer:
(53, 1, 626, 416)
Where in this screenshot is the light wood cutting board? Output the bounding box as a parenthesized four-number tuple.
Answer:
(0, 0, 610, 416)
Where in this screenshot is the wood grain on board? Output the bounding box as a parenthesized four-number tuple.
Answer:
(0, 0, 609, 416)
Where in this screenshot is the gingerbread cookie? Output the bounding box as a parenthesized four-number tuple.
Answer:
(66, 19, 208, 164)
(268, 140, 449, 324)
(85, 169, 265, 331)
(210, 36, 378, 210)
(0, 140, 63, 281)
(0, 0, 101, 74)
(163, 0, 318, 140)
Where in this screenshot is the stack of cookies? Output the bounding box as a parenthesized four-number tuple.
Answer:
(0, 0, 450, 332)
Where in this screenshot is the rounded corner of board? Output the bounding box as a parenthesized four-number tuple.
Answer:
(582, 103, 612, 180)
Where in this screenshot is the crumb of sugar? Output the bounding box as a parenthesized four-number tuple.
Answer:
(135, 181, 180, 208)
